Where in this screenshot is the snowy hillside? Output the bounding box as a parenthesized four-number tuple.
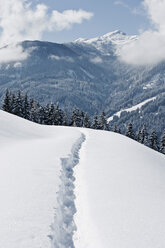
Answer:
(0, 110, 81, 248)
(0, 110, 165, 248)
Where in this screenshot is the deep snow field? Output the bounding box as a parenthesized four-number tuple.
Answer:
(0, 110, 165, 248)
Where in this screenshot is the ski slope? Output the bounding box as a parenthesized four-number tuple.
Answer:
(0, 110, 165, 248)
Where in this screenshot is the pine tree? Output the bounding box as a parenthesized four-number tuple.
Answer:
(149, 130, 159, 151)
(62, 111, 68, 126)
(22, 93, 30, 120)
(38, 106, 45, 124)
(71, 107, 82, 127)
(48, 103, 55, 125)
(126, 123, 135, 139)
(29, 98, 37, 122)
(80, 110, 85, 127)
(92, 115, 99, 129)
(35, 102, 41, 123)
(141, 124, 148, 145)
(43, 104, 51, 125)
(54, 103, 64, 126)
(12, 90, 24, 117)
(83, 113, 91, 128)
(160, 130, 165, 154)
(2, 89, 11, 113)
(136, 128, 142, 142)
(113, 124, 119, 133)
(99, 111, 108, 130)
(10, 92, 16, 114)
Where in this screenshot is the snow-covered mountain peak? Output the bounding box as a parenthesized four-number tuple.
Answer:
(75, 30, 137, 44)
(101, 29, 126, 38)
(74, 30, 138, 55)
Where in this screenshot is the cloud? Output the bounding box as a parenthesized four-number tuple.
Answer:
(0, 0, 93, 63)
(120, 0, 165, 65)
(49, 55, 74, 63)
(90, 56, 103, 64)
(114, 1, 143, 15)
(0, 45, 29, 63)
(51, 9, 93, 31)
(114, 1, 130, 9)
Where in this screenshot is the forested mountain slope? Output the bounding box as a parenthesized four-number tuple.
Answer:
(0, 31, 164, 135)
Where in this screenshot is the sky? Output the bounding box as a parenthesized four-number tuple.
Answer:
(41, 0, 149, 43)
(0, 0, 165, 65)
(0, 0, 149, 44)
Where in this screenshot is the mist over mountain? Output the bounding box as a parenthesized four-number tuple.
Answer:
(0, 30, 164, 137)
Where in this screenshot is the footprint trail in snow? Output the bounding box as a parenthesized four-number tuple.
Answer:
(50, 133, 85, 248)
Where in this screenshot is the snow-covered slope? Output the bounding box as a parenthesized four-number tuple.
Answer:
(0, 110, 165, 248)
(108, 96, 156, 122)
(0, 110, 81, 248)
(74, 130, 165, 248)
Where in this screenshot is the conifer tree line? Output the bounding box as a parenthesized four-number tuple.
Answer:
(2, 89, 165, 155)
(125, 123, 165, 154)
(2, 89, 108, 129)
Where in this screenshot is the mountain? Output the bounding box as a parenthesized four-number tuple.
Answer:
(0, 30, 164, 137)
(75, 30, 138, 55)
(0, 110, 165, 247)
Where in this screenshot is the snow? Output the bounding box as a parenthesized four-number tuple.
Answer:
(0, 110, 81, 248)
(75, 30, 138, 55)
(80, 67, 95, 79)
(108, 96, 156, 122)
(50, 134, 85, 247)
(13, 62, 22, 68)
(0, 110, 165, 248)
(74, 129, 165, 248)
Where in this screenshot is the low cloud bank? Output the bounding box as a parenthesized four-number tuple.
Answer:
(120, 0, 165, 66)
